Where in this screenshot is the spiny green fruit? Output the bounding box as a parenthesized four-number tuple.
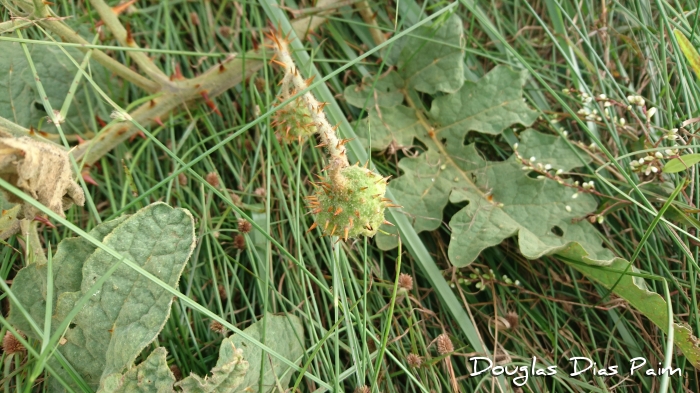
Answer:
(272, 96, 317, 143)
(307, 164, 397, 240)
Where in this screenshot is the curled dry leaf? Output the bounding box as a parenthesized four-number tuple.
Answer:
(0, 137, 85, 220)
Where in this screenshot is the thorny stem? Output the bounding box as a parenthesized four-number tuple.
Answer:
(88, 0, 172, 87)
(271, 34, 350, 184)
(0, 0, 332, 165)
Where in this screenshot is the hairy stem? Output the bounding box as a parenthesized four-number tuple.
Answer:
(272, 35, 349, 183)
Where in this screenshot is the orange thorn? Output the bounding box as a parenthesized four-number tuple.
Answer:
(307, 221, 318, 233)
(333, 207, 343, 216)
(270, 59, 286, 68)
(330, 224, 337, 236)
(305, 75, 316, 86)
(82, 171, 98, 186)
(111, 0, 137, 15)
(125, 22, 133, 45)
(382, 220, 395, 227)
(324, 220, 330, 232)
(343, 226, 349, 241)
(153, 117, 164, 127)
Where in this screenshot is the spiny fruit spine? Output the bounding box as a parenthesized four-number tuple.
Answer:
(269, 31, 398, 240)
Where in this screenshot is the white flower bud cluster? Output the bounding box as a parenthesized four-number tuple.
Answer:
(629, 149, 677, 176)
(627, 95, 645, 107)
(663, 128, 679, 141)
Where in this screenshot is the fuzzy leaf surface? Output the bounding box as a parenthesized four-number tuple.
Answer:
(8, 203, 195, 391)
(100, 348, 176, 393)
(175, 337, 248, 393)
(226, 314, 304, 393)
(0, 42, 107, 133)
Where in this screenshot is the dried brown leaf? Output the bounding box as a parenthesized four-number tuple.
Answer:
(0, 137, 85, 217)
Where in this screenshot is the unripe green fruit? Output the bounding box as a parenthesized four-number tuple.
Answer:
(273, 97, 317, 143)
(307, 165, 390, 239)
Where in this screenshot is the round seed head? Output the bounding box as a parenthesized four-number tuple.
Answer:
(311, 165, 388, 239)
(237, 218, 252, 233)
(406, 353, 423, 368)
(2, 331, 25, 355)
(205, 172, 220, 188)
(436, 333, 454, 355)
(398, 273, 414, 291)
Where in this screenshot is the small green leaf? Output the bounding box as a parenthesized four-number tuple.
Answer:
(387, 13, 465, 94)
(662, 153, 700, 173)
(100, 348, 176, 393)
(674, 29, 700, 80)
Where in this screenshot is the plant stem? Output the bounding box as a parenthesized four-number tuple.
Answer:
(272, 35, 350, 183)
(72, 15, 330, 166)
(354, 1, 387, 47)
(88, 0, 172, 86)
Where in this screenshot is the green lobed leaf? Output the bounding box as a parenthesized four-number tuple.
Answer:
(662, 153, 700, 173)
(387, 13, 465, 94)
(0, 41, 108, 133)
(100, 348, 176, 393)
(8, 203, 195, 391)
(558, 243, 700, 368)
(345, 64, 604, 265)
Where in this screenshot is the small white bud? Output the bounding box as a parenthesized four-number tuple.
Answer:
(619, 118, 626, 126)
(556, 169, 564, 175)
(651, 166, 658, 173)
(513, 143, 519, 150)
(654, 152, 663, 159)
(598, 94, 607, 100)
(565, 205, 572, 212)
(572, 193, 579, 199)
(530, 156, 536, 162)
(544, 164, 552, 170)
(537, 175, 545, 179)
(597, 215, 605, 224)
(645, 107, 657, 121)
(638, 158, 646, 165)
(522, 166, 530, 171)
(563, 130, 569, 137)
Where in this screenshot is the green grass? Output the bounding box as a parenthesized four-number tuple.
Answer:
(2, 0, 700, 392)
